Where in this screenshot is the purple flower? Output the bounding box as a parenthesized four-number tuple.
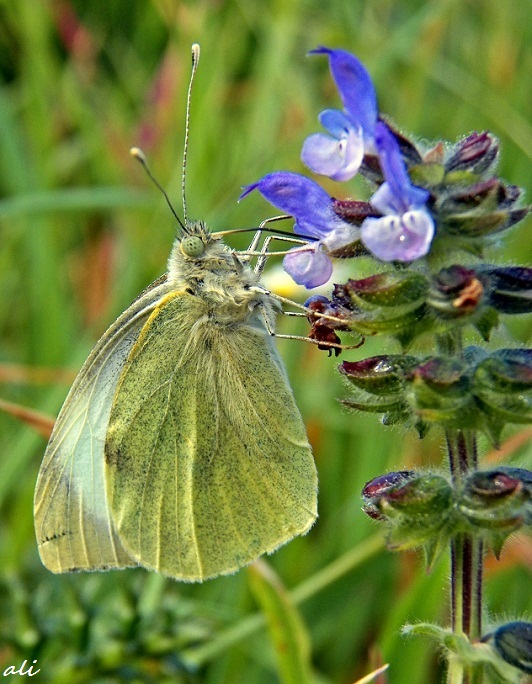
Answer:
(360, 122, 435, 261)
(240, 172, 358, 288)
(241, 50, 437, 289)
(301, 48, 378, 181)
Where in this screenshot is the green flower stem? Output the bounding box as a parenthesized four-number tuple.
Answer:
(439, 330, 484, 684)
(447, 432, 484, 684)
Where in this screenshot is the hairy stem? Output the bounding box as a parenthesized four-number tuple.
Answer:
(439, 332, 484, 684)
(446, 430, 484, 684)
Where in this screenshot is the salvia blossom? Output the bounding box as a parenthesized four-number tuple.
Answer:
(359, 121, 435, 262)
(300, 47, 378, 181)
(240, 172, 357, 288)
(241, 47, 436, 287)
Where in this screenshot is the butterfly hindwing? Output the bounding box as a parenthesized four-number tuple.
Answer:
(104, 291, 317, 581)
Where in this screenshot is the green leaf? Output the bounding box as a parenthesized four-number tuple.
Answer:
(0, 187, 153, 219)
(247, 560, 313, 684)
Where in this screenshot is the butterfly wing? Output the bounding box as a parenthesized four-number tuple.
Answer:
(34, 277, 174, 573)
(105, 291, 317, 581)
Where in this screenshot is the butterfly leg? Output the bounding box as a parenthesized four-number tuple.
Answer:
(246, 214, 293, 253)
(256, 301, 361, 352)
(251, 286, 351, 326)
(253, 234, 310, 275)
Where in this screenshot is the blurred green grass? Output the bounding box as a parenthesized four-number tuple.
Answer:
(0, 0, 530, 682)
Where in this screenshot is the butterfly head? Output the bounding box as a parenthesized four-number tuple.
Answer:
(177, 220, 226, 260)
(179, 221, 215, 259)
(168, 220, 262, 306)
(169, 220, 237, 283)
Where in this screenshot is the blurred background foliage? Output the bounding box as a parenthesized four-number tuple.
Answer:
(0, 0, 530, 682)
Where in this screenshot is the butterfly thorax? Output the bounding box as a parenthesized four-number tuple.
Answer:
(167, 221, 272, 326)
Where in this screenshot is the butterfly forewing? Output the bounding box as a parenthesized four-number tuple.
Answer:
(104, 291, 317, 581)
(34, 278, 174, 573)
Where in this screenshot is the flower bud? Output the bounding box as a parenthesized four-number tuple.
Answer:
(459, 468, 531, 556)
(497, 466, 532, 492)
(428, 265, 484, 320)
(362, 472, 454, 556)
(446, 131, 498, 175)
(472, 350, 532, 427)
(362, 471, 416, 519)
(382, 474, 452, 516)
(442, 208, 518, 240)
(335, 272, 428, 311)
(437, 176, 528, 241)
(460, 469, 531, 526)
(407, 358, 476, 427)
(340, 355, 418, 395)
(339, 356, 420, 428)
(428, 131, 529, 246)
(486, 621, 532, 675)
(339, 347, 530, 441)
(478, 266, 532, 315)
(440, 178, 499, 215)
(331, 273, 428, 342)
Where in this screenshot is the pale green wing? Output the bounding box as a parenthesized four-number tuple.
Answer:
(34, 277, 174, 573)
(105, 292, 317, 582)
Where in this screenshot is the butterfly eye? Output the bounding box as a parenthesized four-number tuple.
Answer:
(181, 236, 205, 257)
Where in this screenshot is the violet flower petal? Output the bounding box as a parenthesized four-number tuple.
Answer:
(310, 47, 378, 136)
(301, 132, 363, 181)
(374, 122, 429, 211)
(301, 109, 364, 181)
(361, 210, 435, 262)
(283, 245, 334, 288)
(370, 182, 404, 216)
(321, 222, 360, 252)
(240, 172, 344, 238)
(319, 109, 354, 137)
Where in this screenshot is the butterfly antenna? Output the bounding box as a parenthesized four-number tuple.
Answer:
(182, 43, 200, 230)
(130, 147, 186, 231)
